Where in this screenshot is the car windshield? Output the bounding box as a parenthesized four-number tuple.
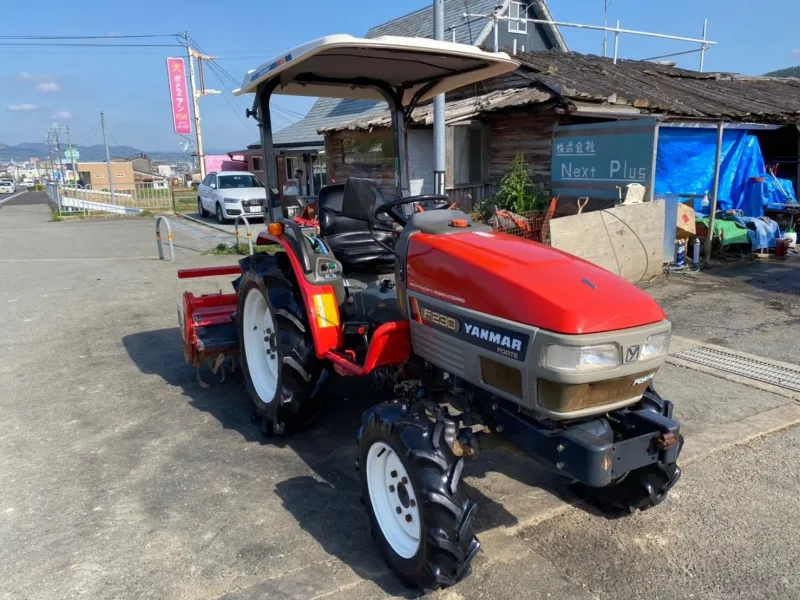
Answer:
(218, 175, 262, 189)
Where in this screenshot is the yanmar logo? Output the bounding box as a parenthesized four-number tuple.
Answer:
(464, 323, 523, 352)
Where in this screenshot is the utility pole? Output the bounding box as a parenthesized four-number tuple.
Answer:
(100, 111, 115, 205)
(184, 32, 220, 179)
(602, 0, 610, 57)
(433, 0, 446, 196)
(66, 125, 75, 184)
(48, 123, 66, 186)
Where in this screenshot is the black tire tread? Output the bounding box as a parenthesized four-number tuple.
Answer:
(235, 253, 326, 433)
(357, 402, 480, 592)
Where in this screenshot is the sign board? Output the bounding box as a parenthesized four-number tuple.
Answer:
(551, 120, 658, 200)
(64, 148, 80, 161)
(166, 57, 192, 135)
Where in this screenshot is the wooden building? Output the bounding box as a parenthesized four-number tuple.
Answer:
(319, 50, 800, 209)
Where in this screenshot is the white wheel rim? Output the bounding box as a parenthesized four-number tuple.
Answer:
(366, 441, 421, 559)
(242, 287, 279, 403)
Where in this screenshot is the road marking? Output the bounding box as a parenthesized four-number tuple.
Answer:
(0, 191, 27, 205)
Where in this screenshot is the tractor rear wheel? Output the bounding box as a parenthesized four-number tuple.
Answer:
(236, 255, 327, 434)
(357, 402, 480, 592)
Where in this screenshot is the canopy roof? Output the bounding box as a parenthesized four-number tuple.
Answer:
(235, 34, 519, 105)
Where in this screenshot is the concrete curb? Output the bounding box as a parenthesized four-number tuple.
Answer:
(179, 213, 236, 236)
(667, 335, 800, 401)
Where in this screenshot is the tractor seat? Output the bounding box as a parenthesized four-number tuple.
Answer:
(317, 182, 396, 272)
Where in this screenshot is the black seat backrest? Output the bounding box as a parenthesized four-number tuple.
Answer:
(317, 181, 395, 271)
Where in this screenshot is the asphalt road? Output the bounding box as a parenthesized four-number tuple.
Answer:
(1, 193, 799, 600)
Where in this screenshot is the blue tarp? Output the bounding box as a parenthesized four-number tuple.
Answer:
(745, 177, 797, 211)
(655, 128, 765, 216)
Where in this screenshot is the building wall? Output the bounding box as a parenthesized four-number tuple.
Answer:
(324, 130, 397, 198)
(408, 129, 434, 196)
(487, 110, 559, 185)
(76, 161, 135, 190)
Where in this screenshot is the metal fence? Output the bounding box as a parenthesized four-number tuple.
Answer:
(47, 181, 182, 216)
(482, 208, 561, 245)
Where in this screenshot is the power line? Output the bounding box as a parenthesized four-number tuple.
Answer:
(0, 42, 183, 47)
(0, 34, 180, 40)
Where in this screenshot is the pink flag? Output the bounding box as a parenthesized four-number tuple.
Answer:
(167, 57, 192, 135)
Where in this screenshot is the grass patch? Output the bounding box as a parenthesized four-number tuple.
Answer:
(202, 243, 281, 256)
(50, 209, 62, 222)
(139, 209, 154, 217)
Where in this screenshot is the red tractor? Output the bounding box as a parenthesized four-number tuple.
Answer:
(178, 35, 682, 591)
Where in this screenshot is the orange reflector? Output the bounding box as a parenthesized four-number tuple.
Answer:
(267, 222, 284, 236)
(450, 219, 469, 228)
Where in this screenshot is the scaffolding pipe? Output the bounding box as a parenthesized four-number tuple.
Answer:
(699, 18, 708, 72)
(462, 13, 717, 46)
(704, 121, 725, 262)
(613, 20, 620, 64)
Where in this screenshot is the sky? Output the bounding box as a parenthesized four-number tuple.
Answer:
(1, 0, 799, 153)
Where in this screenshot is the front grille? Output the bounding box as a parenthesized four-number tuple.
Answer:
(537, 371, 657, 413)
(243, 199, 263, 206)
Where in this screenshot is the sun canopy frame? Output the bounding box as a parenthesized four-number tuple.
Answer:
(236, 34, 519, 220)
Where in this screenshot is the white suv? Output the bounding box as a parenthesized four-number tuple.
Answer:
(197, 171, 267, 224)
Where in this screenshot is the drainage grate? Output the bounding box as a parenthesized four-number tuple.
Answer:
(672, 346, 800, 392)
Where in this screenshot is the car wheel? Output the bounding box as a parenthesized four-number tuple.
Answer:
(216, 202, 226, 224)
(197, 198, 208, 218)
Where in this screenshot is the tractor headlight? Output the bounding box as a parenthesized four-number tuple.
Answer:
(542, 343, 619, 373)
(641, 331, 671, 361)
(223, 197, 239, 204)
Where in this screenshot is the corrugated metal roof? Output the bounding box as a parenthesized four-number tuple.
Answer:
(318, 86, 556, 133)
(516, 50, 800, 122)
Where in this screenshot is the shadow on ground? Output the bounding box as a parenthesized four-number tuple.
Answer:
(708, 257, 800, 297)
(123, 327, 582, 595)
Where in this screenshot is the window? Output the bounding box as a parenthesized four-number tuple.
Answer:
(341, 134, 393, 167)
(218, 174, 263, 189)
(252, 157, 262, 172)
(209, 175, 217, 188)
(285, 156, 299, 180)
(453, 125, 485, 185)
(508, 1, 528, 34)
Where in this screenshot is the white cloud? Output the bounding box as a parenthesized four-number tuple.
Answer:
(16, 72, 34, 81)
(36, 82, 60, 92)
(793, 49, 800, 56)
(8, 104, 38, 111)
(52, 110, 72, 119)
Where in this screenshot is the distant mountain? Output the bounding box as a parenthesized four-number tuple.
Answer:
(0, 142, 227, 164)
(764, 66, 800, 78)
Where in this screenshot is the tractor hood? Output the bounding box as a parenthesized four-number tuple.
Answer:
(405, 230, 666, 335)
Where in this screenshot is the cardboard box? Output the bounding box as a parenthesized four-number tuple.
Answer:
(676, 202, 696, 239)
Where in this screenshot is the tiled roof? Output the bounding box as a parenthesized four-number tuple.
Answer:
(318, 86, 556, 133)
(366, 0, 499, 46)
(516, 50, 800, 122)
(271, 98, 385, 147)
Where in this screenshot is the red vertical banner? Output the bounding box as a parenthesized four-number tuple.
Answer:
(167, 57, 192, 135)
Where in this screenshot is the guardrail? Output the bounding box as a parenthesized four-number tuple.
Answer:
(234, 215, 254, 256)
(155, 216, 175, 261)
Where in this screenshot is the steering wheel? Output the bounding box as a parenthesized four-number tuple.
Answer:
(374, 195, 452, 227)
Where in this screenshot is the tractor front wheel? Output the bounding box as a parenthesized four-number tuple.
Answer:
(237, 259, 326, 434)
(357, 403, 480, 592)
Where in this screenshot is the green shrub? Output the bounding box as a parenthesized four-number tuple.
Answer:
(491, 152, 548, 213)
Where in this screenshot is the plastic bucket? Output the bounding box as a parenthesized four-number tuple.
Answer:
(784, 231, 797, 248)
